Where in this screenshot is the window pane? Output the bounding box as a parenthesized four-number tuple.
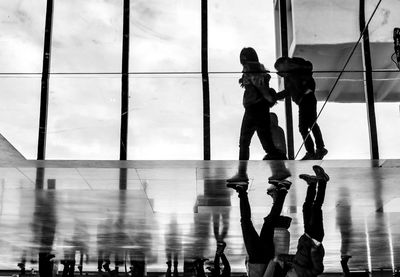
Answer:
(129, 75, 203, 159)
(51, 0, 123, 72)
(369, 2, 400, 158)
(47, 76, 121, 159)
(0, 0, 46, 73)
(0, 77, 41, 159)
(130, 0, 200, 72)
(293, 73, 371, 159)
(0, 1, 45, 159)
(209, 0, 276, 73)
(210, 74, 288, 160)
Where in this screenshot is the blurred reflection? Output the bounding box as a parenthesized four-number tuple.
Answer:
(186, 168, 232, 277)
(270, 112, 287, 157)
(336, 188, 353, 259)
(275, 57, 328, 160)
(61, 219, 89, 276)
(165, 215, 181, 277)
(268, 112, 291, 181)
(33, 169, 57, 277)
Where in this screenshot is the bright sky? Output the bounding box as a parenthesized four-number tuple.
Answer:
(0, 0, 399, 160)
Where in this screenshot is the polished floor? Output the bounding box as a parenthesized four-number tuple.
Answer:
(0, 159, 399, 274)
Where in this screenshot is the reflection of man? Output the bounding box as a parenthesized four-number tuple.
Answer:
(277, 165, 329, 277)
(227, 179, 292, 277)
(270, 112, 287, 157)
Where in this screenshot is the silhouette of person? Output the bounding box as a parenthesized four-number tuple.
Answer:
(61, 251, 75, 277)
(227, 178, 292, 277)
(228, 47, 287, 183)
(277, 165, 329, 277)
(274, 57, 328, 160)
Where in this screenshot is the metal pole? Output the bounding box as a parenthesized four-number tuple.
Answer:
(120, 0, 130, 160)
(359, 0, 379, 159)
(279, 0, 294, 160)
(37, 0, 54, 160)
(201, 0, 211, 160)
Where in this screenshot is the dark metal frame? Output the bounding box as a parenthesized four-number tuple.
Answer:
(120, 0, 130, 160)
(201, 0, 211, 160)
(359, 0, 379, 159)
(37, 0, 54, 160)
(278, 0, 294, 160)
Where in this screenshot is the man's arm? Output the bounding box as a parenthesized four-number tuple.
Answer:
(275, 89, 288, 100)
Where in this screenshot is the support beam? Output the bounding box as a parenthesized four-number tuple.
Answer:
(120, 0, 130, 160)
(201, 0, 211, 160)
(359, 0, 379, 160)
(37, 0, 54, 160)
(278, 0, 294, 160)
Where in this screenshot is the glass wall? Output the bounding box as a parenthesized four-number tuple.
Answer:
(46, 0, 123, 159)
(209, 0, 288, 159)
(368, 0, 400, 159)
(128, 75, 203, 159)
(0, 0, 398, 160)
(0, 0, 46, 159)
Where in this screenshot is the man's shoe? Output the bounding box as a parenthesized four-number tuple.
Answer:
(315, 148, 328, 160)
(227, 182, 248, 193)
(299, 174, 319, 184)
(300, 152, 315, 160)
(312, 165, 330, 182)
(227, 173, 249, 183)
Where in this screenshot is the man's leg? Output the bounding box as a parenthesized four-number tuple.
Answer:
(259, 180, 291, 262)
(299, 174, 318, 236)
(307, 166, 329, 242)
(311, 123, 325, 150)
(298, 100, 316, 158)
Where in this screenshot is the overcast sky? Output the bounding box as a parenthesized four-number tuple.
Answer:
(0, 0, 399, 160)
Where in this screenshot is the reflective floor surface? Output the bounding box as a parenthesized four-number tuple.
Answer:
(0, 159, 399, 274)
